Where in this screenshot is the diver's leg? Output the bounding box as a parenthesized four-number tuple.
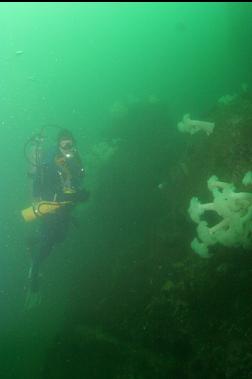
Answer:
(29, 237, 54, 293)
(25, 238, 54, 310)
(25, 221, 56, 310)
(27, 213, 70, 297)
(28, 217, 53, 290)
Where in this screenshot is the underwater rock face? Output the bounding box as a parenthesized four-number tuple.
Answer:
(42, 94, 252, 379)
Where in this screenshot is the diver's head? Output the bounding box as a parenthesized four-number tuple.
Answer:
(58, 129, 76, 159)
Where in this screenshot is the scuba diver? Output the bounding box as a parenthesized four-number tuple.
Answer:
(23, 127, 89, 308)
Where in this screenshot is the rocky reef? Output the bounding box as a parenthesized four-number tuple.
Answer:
(42, 91, 252, 378)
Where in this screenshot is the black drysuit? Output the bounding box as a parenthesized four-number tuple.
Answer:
(29, 146, 87, 292)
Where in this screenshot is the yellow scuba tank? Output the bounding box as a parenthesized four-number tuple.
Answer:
(21, 201, 71, 222)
